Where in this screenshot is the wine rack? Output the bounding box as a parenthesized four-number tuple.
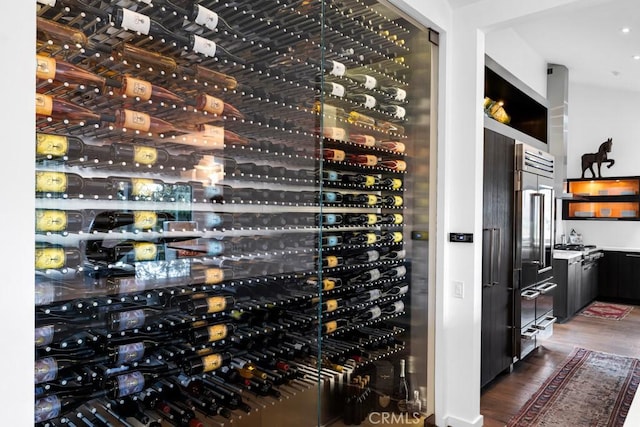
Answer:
(34, 0, 434, 426)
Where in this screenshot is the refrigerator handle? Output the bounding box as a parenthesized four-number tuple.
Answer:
(482, 228, 492, 288)
(539, 194, 546, 269)
(493, 228, 501, 286)
(531, 193, 543, 267)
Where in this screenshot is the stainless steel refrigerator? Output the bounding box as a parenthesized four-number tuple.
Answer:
(514, 142, 558, 358)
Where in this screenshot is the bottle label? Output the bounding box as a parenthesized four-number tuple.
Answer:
(34, 395, 61, 423)
(366, 214, 378, 225)
(323, 214, 340, 225)
(35, 325, 54, 347)
(207, 324, 228, 342)
(369, 289, 382, 300)
(352, 135, 376, 147)
(392, 196, 404, 206)
(325, 299, 339, 312)
(115, 309, 146, 331)
(36, 171, 67, 193)
(369, 306, 382, 320)
(35, 93, 53, 116)
(394, 88, 407, 101)
(204, 268, 225, 284)
(34, 357, 58, 384)
(366, 250, 380, 262)
(368, 269, 381, 281)
(325, 256, 339, 268)
(392, 232, 404, 243)
(324, 148, 345, 161)
(363, 75, 377, 89)
(393, 214, 404, 224)
(133, 211, 157, 230)
(191, 35, 217, 57)
(329, 82, 345, 97)
(119, 9, 151, 35)
(325, 235, 339, 247)
(206, 296, 228, 313)
(35, 247, 65, 270)
(330, 60, 346, 77)
(195, 5, 219, 30)
(391, 178, 403, 189)
(323, 192, 338, 203)
(393, 301, 405, 313)
(134, 145, 159, 165)
(381, 141, 406, 153)
(363, 175, 377, 186)
(34, 282, 56, 306)
(116, 371, 145, 397)
(113, 277, 146, 294)
(201, 353, 223, 372)
(36, 55, 56, 80)
(363, 95, 376, 109)
(200, 94, 225, 115)
(385, 160, 407, 171)
(324, 320, 338, 333)
(36, 134, 69, 157)
(357, 155, 378, 166)
(207, 240, 224, 256)
(131, 178, 156, 197)
(133, 242, 158, 261)
(322, 279, 336, 291)
(122, 76, 152, 101)
(122, 110, 151, 132)
(323, 127, 347, 141)
(366, 195, 379, 205)
(35, 210, 67, 232)
(116, 342, 145, 364)
(394, 106, 407, 119)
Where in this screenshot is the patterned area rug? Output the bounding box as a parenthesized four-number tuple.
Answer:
(580, 301, 634, 320)
(507, 348, 640, 427)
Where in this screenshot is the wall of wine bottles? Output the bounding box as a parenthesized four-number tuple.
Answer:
(34, 0, 436, 426)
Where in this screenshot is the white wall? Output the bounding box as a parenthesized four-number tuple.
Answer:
(563, 83, 640, 249)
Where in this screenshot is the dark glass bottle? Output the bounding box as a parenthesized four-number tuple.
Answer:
(181, 351, 233, 375)
(34, 390, 108, 423)
(34, 243, 82, 271)
(85, 240, 164, 264)
(35, 210, 84, 235)
(36, 133, 85, 161)
(35, 171, 84, 198)
(88, 210, 175, 233)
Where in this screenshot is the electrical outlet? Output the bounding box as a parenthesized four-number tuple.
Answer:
(453, 281, 464, 299)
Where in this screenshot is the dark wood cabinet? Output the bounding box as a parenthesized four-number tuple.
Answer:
(481, 128, 515, 387)
(598, 251, 640, 303)
(552, 256, 582, 322)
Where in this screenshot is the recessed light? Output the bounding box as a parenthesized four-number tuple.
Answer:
(621, 27, 631, 33)
(633, 55, 640, 60)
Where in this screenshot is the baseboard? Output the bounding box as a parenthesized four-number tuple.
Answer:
(443, 414, 484, 427)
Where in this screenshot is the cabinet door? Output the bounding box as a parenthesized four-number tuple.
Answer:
(481, 129, 514, 387)
(598, 251, 620, 299)
(619, 252, 640, 302)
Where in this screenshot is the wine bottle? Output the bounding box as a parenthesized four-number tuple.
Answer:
(114, 75, 184, 104)
(346, 92, 377, 109)
(381, 195, 404, 207)
(379, 177, 403, 189)
(318, 80, 346, 98)
(317, 213, 343, 226)
(380, 86, 407, 102)
(181, 351, 233, 375)
(104, 397, 152, 426)
(55, 0, 111, 21)
(309, 57, 346, 77)
(81, 176, 165, 201)
(379, 104, 407, 119)
(378, 140, 406, 153)
(348, 268, 382, 284)
(35, 171, 85, 199)
(103, 109, 187, 135)
(189, 265, 233, 285)
(35, 244, 82, 271)
(381, 231, 404, 244)
(344, 213, 380, 226)
(106, 306, 172, 332)
(350, 134, 377, 147)
(181, 295, 235, 315)
(191, 64, 238, 90)
(35, 210, 84, 235)
(36, 133, 86, 161)
(347, 110, 376, 127)
(345, 250, 380, 265)
(36, 16, 88, 48)
(343, 193, 380, 205)
(305, 276, 342, 292)
(396, 359, 409, 412)
(89, 210, 174, 233)
(36, 93, 102, 124)
(36, 54, 108, 91)
(150, 0, 233, 34)
(379, 159, 407, 171)
(322, 148, 346, 161)
(85, 240, 164, 264)
(382, 265, 407, 279)
(342, 173, 379, 186)
(34, 390, 108, 423)
(382, 300, 405, 315)
(193, 93, 245, 119)
(344, 71, 378, 89)
(347, 153, 379, 166)
(380, 214, 404, 225)
(355, 305, 382, 321)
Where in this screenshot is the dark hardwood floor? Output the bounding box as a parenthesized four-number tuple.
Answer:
(480, 303, 640, 426)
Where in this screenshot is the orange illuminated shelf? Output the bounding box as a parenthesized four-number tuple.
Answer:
(562, 177, 640, 220)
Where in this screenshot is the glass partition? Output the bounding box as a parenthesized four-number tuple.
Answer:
(34, 0, 436, 425)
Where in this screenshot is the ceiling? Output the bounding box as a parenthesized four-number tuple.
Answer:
(448, 0, 640, 93)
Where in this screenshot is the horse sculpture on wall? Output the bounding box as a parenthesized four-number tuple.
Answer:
(581, 138, 615, 178)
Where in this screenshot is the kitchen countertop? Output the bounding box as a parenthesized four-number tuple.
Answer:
(597, 247, 640, 253)
(553, 250, 584, 260)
